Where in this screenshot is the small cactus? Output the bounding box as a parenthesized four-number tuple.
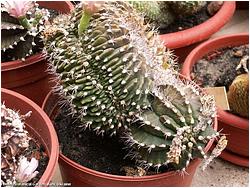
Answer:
(129, 1, 175, 29)
(227, 73, 249, 118)
(1, 103, 39, 185)
(130, 1, 207, 29)
(1, 0, 50, 61)
(44, 1, 225, 172)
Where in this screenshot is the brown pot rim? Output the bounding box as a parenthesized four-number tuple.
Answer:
(181, 33, 249, 130)
(217, 108, 248, 130)
(42, 75, 218, 181)
(1, 88, 59, 184)
(2, 54, 45, 71)
(160, 1, 236, 49)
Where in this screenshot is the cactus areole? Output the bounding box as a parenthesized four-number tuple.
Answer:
(44, 2, 223, 172)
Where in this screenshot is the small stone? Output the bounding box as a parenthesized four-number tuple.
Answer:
(233, 50, 243, 57)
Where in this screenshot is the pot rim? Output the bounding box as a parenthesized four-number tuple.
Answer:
(181, 33, 249, 130)
(42, 81, 218, 181)
(1, 88, 59, 185)
(1, 53, 45, 71)
(217, 108, 248, 130)
(160, 1, 236, 49)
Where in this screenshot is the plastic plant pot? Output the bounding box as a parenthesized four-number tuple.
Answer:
(160, 1, 236, 64)
(42, 77, 218, 187)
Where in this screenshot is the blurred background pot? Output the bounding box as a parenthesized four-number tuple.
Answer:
(160, 1, 236, 64)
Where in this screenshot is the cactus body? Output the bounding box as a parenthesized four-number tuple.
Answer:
(44, 2, 221, 171)
(1, 2, 50, 61)
(227, 74, 249, 118)
(44, 2, 174, 136)
(127, 73, 217, 170)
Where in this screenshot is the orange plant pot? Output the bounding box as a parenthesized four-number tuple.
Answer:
(42, 83, 218, 187)
(160, 1, 236, 64)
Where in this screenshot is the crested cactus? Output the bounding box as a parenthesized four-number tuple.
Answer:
(43, 1, 176, 136)
(227, 73, 249, 118)
(130, 1, 207, 29)
(1, 103, 39, 185)
(44, 1, 225, 172)
(1, 1, 50, 61)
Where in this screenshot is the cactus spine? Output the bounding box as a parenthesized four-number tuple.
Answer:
(44, 2, 223, 171)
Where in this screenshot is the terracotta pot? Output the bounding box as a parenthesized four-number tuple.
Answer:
(181, 33, 249, 166)
(42, 88, 218, 187)
(1, 1, 74, 107)
(1, 88, 59, 185)
(160, 1, 236, 64)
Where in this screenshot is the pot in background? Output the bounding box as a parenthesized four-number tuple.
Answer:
(181, 33, 249, 167)
(1, 88, 59, 185)
(160, 1, 236, 64)
(1, 1, 74, 107)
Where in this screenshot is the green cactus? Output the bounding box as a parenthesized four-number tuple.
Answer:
(130, 1, 207, 28)
(126, 76, 218, 170)
(129, 1, 174, 29)
(44, 1, 222, 171)
(1, 2, 50, 61)
(44, 2, 175, 136)
(227, 73, 249, 118)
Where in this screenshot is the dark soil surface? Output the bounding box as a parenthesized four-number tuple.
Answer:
(54, 108, 175, 176)
(191, 45, 249, 90)
(159, 4, 211, 34)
